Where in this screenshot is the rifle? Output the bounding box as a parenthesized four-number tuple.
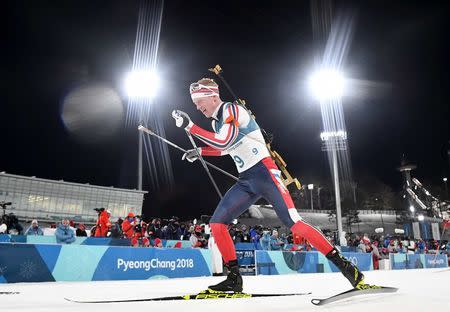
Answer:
(208, 64, 302, 191)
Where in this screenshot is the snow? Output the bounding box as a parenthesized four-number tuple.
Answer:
(1, 268, 449, 312)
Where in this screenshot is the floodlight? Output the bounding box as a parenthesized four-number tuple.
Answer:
(309, 69, 345, 100)
(409, 205, 415, 212)
(417, 214, 424, 221)
(125, 70, 159, 98)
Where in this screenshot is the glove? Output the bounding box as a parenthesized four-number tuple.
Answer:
(182, 148, 201, 163)
(172, 110, 193, 130)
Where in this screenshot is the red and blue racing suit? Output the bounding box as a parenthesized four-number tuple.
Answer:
(188, 102, 334, 263)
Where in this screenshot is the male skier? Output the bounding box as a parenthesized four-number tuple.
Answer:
(172, 78, 366, 293)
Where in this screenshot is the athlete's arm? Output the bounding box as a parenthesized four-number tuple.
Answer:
(200, 146, 227, 156)
(189, 103, 240, 151)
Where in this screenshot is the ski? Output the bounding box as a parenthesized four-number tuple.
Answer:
(65, 290, 311, 303)
(311, 286, 398, 306)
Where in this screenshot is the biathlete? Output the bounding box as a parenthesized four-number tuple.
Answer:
(172, 78, 367, 293)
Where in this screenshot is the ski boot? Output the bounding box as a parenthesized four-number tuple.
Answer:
(326, 247, 365, 289)
(208, 260, 243, 293)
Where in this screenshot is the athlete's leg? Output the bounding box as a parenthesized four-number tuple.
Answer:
(257, 158, 365, 288)
(208, 179, 260, 292)
(257, 158, 333, 254)
(209, 179, 260, 263)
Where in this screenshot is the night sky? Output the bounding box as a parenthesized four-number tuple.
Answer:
(3, 1, 449, 220)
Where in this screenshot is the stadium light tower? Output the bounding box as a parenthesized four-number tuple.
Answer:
(309, 69, 345, 101)
(444, 177, 448, 199)
(125, 70, 160, 190)
(308, 184, 314, 210)
(125, 71, 159, 99)
(310, 68, 347, 245)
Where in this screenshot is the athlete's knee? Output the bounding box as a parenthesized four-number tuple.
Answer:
(291, 221, 311, 236)
(210, 223, 229, 237)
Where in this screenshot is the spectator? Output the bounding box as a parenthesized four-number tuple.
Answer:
(131, 237, 139, 247)
(173, 241, 182, 248)
(0, 223, 7, 234)
(164, 218, 181, 240)
(109, 218, 123, 238)
(142, 237, 150, 247)
(94, 208, 111, 237)
(179, 223, 190, 240)
(269, 230, 285, 251)
(153, 237, 163, 247)
(89, 225, 97, 237)
(55, 219, 76, 244)
(371, 241, 381, 270)
(25, 220, 44, 236)
(279, 233, 289, 248)
(122, 212, 137, 239)
(131, 217, 148, 246)
(190, 225, 207, 248)
(357, 239, 367, 253)
(260, 230, 271, 250)
(147, 218, 162, 239)
(75, 223, 87, 237)
(4, 213, 23, 234)
(417, 239, 426, 254)
(249, 225, 261, 248)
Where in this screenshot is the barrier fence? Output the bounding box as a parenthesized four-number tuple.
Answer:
(389, 253, 448, 270)
(0, 243, 212, 283)
(0, 237, 447, 283)
(255, 251, 374, 275)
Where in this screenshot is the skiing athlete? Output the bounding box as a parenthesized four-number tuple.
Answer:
(172, 78, 367, 293)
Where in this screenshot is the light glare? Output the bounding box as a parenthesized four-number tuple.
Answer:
(309, 69, 345, 100)
(320, 130, 347, 141)
(125, 71, 159, 98)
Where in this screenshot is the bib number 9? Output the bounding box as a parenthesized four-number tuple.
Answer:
(233, 156, 244, 168)
(252, 148, 258, 155)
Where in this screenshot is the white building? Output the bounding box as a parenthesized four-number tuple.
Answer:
(0, 172, 147, 223)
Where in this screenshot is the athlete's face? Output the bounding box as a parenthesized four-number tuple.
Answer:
(193, 96, 217, 118)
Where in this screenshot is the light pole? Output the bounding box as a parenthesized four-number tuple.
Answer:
(125, 70, 159, 190)
(321, 130, 347, 245)
(443, 177, 448, 199)
(309, 68, 347, 245)
(317, 186, 323, 210)
(308, 184, 314, 210)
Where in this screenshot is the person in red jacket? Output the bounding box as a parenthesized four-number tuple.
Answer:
(121, 212, 137, 239)
(94, 209, 111, 237)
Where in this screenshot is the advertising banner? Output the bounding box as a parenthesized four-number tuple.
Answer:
(390, 253, 448, 270)
(255, 251, 373, 275)
(236, 250, 255, 266)
(0, 243, 212, 283)
(431, 223, 440, 240)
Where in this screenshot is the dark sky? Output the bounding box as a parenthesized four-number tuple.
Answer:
(3, 1, 449, 220)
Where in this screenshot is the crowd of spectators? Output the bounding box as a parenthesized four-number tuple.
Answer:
(0, 212, 24, 235)
(1, 210, 449, 261)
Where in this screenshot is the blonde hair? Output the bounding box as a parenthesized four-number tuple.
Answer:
(197, 77, 218, 89)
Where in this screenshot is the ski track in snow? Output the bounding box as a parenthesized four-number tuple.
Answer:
(1, 268, 448, 312)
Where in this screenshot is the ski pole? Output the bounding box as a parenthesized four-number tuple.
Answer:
(184, 129, 223, 199)
(138, 125, 238, 181)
